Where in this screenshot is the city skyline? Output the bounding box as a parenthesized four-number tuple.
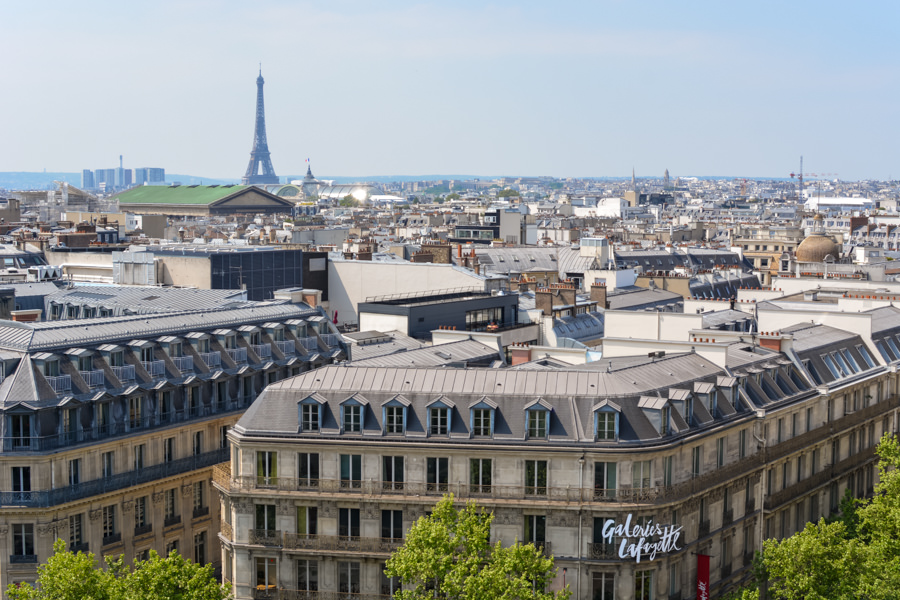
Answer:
(1, 1, 898, 180)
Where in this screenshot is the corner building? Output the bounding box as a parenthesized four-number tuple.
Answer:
(0, 303, 347, 589)
(217, 334, 899, 600)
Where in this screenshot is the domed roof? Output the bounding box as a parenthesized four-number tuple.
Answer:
(796, 233, 842, 263)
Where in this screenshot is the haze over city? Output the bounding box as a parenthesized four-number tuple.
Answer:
(2, 1, 898, 180)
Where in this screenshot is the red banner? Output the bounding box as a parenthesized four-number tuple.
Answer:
(696, 554, 710, 600)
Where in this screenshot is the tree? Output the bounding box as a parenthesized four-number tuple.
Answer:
(497, 188, 520, 198)
(8, 540, 230, 600)
(732, 434, 900, 600)
(446, 193, 461, 201)
(385, 494, 569, 600)
(339, 194, 359, 207)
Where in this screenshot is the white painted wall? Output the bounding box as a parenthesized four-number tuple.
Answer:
(358, 313, 409, 335)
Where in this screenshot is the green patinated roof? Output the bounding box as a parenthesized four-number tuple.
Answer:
(116, 185, 251, 205)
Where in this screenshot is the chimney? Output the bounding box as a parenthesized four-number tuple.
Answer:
(557, 282, 576, 308)
(590, 283, 608, 309)
(535, 287, 554, 316)
(509, 344, 531, 366)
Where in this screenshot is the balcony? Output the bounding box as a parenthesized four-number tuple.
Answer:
(249, 529, 282, 547)
(142, 360, 165, 379)
(69, 542, 89, 553)
(319, 334, 342, 348)
(200, 351, 221, 368)
(102, 533, 122, 547)
(193, 506, 210, 519)
(298, 337, 319, 352)
(252, 592, 392, 600)
(112, 364, 135, 382)
(699, 520, 710, 537)
(134, 524, 153, 537)
(722, 508, 734, 525)
(588, 543, 617, 560)
(746, 497, 756, 514)
(46, 374, 71, 393)
(534, 541, 552, 557)
(79, 369, 105, 388)
(164, 515, 182, 528)
(9, 554, 37, 564)
(744, 551, 755, 567)
(227, 347, 247, 364)
(172, 356, 194, 373)
(721, 563, 732, 579)
(252, 344, 272, 360)
(276, 340, 296, 356)
(281, 534, 404, 555)
(0, 447, 228, 508)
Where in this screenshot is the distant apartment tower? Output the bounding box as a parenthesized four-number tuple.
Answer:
(81, 170, 95, 189)
(134, 168, 166, 186)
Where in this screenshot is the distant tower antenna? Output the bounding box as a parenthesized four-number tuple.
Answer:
(119, 154, 123, 169)
(798, 155, 803, 202)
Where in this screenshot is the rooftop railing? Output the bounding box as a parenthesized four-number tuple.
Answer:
(79, 369, 105, 388)
(142, 360, 165, 379)
(46, 374, 71, 393)
(199, 351, 221, 368)
(276, 341, 296, 356)
(227, 347, 247, 364)
(112, 365, 135, 382)
(252, 344, 272, 360)
(172, 356, 194, 373)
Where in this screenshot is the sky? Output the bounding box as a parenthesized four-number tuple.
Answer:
(1, 1, 898, 181)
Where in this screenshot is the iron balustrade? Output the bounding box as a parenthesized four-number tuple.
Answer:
(319, 334, 342, 347)
(298, 337, 319, 352)
(200, 351, 221, 368)
(0, 447, 227, 508)
(164, 515, 182, 528)
(112, 364, 135, 382)
(46, 374, 71, 393)
(172, 356, 194, 373)
(102, 533, 122, 547)
(142, 360, 165, 379)
(193, 506, 210, 519)
(80, 369, 105, 388)
(134, 524, 153, 537)
(588, 543, 618, 560)
(227, 348, 247, 364)
(9, 554, 37, 564)
(699, 520, 710, 537)
(69, 542, 90, 553)
(249, 529, 282, 546)
(281, 533, 404, 555)
(252, 344, 272, 360)
(276, 341, 296, 355)
(252, 592, 393, 600)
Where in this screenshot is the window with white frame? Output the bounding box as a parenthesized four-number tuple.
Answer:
(527, 409, 548, 438)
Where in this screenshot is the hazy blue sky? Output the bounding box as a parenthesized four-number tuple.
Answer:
(1, 1, 898, 180)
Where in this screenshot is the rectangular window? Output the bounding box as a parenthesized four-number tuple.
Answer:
(340, 454, 362, 489)
(193, 531, 206, 565)
(338, 561, 360, 595)
(339, 508, 360, 538)
(343, 405, 361, 433)
(133, 445, 144, 471)
(663, 455, 673, 488)
(525, 460, 548, 495)
(298, 453, 319, 486)
(524, 514, 546, 544)
(297, 559, 319, 592)
(193, 481, 205, 512)
(12, 524, 34, 557)
(128, 396, 142, 429)
(164, 489, 177, 520)
(135, 496, 148, 529)
(470, 458, 492, 493)
(164, 437, 175, 463)
(791, 413, 798, 438)
(717, 437, 726, 468)
(739, 429, 748, 459)
(596, 413, 616, 440)
(385, 406, 404, 434)
(382, 509, 403, 540)
(634, 570, 652, 600)
(10, 414, 31, 448)
(592, 573, 615, 600)
(69, 514, 84, 548)
(220, 426, 229, 449)
(102, 505, 116, 539)
(632, 460, 651, 490)
(527, 410, 547, 438)
(301, 404, 319, 432)
(256, 504, 276, 532)
(193, 431, 203, 456)
(472, 408, 491, 436)
(381, 562, 400, 597)
(427, 457, 448, 492)
(68, 458, 80, 487)
(297, 506, 318, 536)
(256, 557, 277, 592)
(594, 462, 617, 500)
(430, 408, 448, 435)
(166, 539, 179, 555)
(257, 451, 277, 486)
(102, 451, 114, 478)
(692, 446, 702, 477)
(383, 456, 405, 491)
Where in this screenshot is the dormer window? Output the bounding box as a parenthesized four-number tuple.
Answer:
(661, 405, 670, 435)
(427, 397, 453, 436)
(197, 338, 210, 354)
(140, 347, 154, 363)
(250, 332, 261, 346)
(527, 410, 547, 438)
(170, 342, 182, 358)
(382, 395, 410, 435)
(224, 335, 236, 350)
(592, 399, 620, 441)
(77, 355, 92, 372)
(298, 395, 325, 432)
(43, 359, 59, 377)
(340, 395, 368, 434)
(469, 397, 497, 438)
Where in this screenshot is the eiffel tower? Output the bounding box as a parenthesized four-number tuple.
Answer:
(242, 68, 279, 185)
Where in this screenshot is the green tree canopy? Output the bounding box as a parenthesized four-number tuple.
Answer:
(8, 540, 230, 600)
(339, 194, 359, 207)
(497, 188, 520, 198)
(385, 494, 569, 600)
(732, 434, 900, 600)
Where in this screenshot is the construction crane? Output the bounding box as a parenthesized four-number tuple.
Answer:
(790, 156, 839, 201)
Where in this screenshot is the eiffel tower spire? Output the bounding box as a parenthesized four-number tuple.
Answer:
(242, 68, 279, 185)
